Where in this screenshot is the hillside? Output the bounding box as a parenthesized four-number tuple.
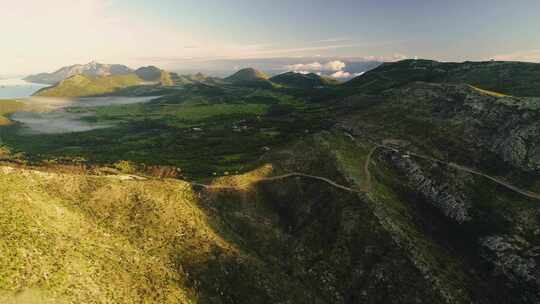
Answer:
(345, 59, 540, 96)
(1, 124, 539, 303)
(175, 73, 225, 86)
(270, 72, 339, 88)
(225, 68, 269, 82)
(135, 66, 174, 86)
(24, 61, 133, 85)
(34, 74, 144, 97)
(0, 100, 24, 126)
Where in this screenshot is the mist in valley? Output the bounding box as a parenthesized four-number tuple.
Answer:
(9, 96, 158, 134)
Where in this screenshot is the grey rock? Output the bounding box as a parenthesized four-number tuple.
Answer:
(386, 151, 472, 223)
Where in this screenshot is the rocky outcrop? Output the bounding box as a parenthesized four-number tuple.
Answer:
(390, 83, 540, 173)
(480, 235, 540, 302)
(385, 150, 472, 223)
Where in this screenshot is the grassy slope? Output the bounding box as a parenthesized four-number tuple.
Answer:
(35, 74, 143, 98)
(0, 100, 24, 126)
(0, 166, 311, 303)
(0, 168, 198, 303)
(0, 160, 376, 304)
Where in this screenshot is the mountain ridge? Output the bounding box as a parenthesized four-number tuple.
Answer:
(270, 71, 340, 88)
(345, 59, 540, 96)
(24, 61, 134, 85)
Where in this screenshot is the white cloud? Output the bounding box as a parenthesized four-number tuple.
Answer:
(325, 60, 346, 71)
(287, 62, 323, 71)
(285, 60, 347, 72)
(492, 50, 540, 62)
(330, 71, 352, 78)
(330, 71, 365, 79)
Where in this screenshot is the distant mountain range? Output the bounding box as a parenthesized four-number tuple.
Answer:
(24, 61, 134, 85)
(31, 63, 177, 97)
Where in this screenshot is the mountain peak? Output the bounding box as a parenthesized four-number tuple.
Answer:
(25, 62, 134, 85)
(225, 68, 269, 82)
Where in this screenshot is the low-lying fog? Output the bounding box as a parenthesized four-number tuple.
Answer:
(9, 96, 157, 134)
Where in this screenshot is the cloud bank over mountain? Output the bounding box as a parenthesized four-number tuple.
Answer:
(284, 60, 374, 79)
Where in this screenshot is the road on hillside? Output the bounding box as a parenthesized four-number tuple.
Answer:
(109, 138, 540, 201)
(364, 141, 540, 201)
(190, 172, 363, 193)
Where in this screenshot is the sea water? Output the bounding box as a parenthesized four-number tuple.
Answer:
(0, 78, 48, 99)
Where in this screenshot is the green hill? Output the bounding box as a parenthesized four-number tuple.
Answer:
(34, 74, 144, 97)
(135, 66, 174, 86)
(345, 59, 540, 96)
(224, 68, 275, 88)
(225, 68, 269, 82)
(270, 72, 339, 88)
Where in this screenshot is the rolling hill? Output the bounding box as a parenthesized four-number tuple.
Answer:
(34, 74, 144, 98)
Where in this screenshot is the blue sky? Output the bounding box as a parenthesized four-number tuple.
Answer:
(1, 0, 539, 75)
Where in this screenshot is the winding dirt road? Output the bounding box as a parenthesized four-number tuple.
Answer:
(109, 138, 540, 201)
(190, 172, 363, 193)
(188, 139, 540, 201)
(368, 143, 540, 201)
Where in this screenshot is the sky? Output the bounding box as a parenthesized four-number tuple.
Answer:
(1, 0, 540, 76)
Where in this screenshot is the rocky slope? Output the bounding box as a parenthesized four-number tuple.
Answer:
(338, 82, 540, 185)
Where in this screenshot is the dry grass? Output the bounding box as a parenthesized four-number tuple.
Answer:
(469, 85, 508, 97)
(210, 164, 274, 191)
(0, 166, 248, 303)
(0, 100, 25, 126)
